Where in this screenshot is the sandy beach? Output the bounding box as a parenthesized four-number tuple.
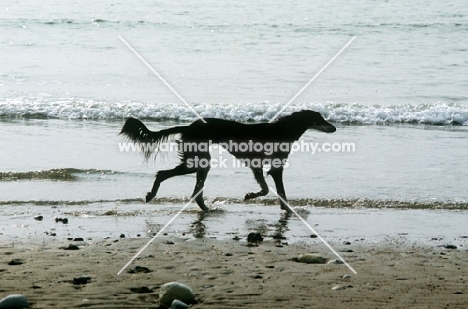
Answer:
(2, 0, 468, 308)
(1, 235, 467, 308)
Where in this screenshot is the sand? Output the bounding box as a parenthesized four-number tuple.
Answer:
(1, 236, 467, 309)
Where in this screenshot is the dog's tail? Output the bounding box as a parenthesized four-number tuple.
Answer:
(120, 117, 187, 160)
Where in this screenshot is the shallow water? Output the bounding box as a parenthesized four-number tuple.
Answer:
(1, 119, 467, 203)
(2, 202, 467, 250)
(1, 0, 467, 242)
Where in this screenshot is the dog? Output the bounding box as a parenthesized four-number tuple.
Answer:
(120, 110, 336, 212)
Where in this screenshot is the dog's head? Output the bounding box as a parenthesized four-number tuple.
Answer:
(292, 110, 336, 133)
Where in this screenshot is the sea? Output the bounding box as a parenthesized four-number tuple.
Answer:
(1, 0, 467, 244)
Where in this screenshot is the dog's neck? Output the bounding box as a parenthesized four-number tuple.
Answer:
(271, 121, 309, 142)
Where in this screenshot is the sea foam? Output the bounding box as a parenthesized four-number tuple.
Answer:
(1, 97, 467, 125)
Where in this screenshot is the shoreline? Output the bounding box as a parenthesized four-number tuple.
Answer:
(1, 237, 467, 308)
(2, 204, 468, 246)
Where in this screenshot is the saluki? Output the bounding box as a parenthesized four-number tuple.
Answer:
(120, 110, 336, 212)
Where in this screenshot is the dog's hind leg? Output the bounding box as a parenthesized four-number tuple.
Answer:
(244, 168, 269, 200)
(192, 166, 211, 212)
(146, 164, 196, 203)
(268, 167, 292, 213)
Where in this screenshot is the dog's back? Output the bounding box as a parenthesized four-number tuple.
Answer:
(184, 118, 271, 143)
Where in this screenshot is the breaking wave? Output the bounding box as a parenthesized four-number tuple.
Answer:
(0, 97, 467, 125)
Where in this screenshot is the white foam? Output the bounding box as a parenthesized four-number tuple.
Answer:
(0, 97, 467, 125)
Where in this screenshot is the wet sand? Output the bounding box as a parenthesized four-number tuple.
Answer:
(1, 236, 467, 308)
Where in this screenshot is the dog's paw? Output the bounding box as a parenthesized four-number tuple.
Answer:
(281, 204, 292, 213)
(145, 192, 155, 203)
(244, 192, 256, 200)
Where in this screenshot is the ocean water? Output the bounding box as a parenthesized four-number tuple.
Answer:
(1, 0, 467, 240)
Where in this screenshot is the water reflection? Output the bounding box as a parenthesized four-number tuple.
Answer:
(188, 208, 300, 242)
(189, 211, 208, 239)
(271, 212, 291, 241)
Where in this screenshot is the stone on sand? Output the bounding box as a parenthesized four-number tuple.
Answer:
(171, 299, 191, 309)
(327, 259, 344, 264)
(294, 254, 326, 264)
(159, 282, 195, 308)
(247, 232, 263, 243)
(0, 294, 29, 309)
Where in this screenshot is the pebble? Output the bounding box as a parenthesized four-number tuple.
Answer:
(130, 286, 153, 294)
(247, 232, 263, 243)
(343, 274, 352, 279)
(8, 259, 24, 266)
(171, 299, 191, 309)
(34, 215, 43, 221)
(444, 244, 458, 249)
(332, 285, 347, 291)
(0, 294, 29, 309)
(294, 254, 326, 264)
(159, 282, 195, 308)
(328, 259, 344, 265)
(62, 244, 79, 251)
(73, 276, 92, 285)
(54, 217, 68, 224)
(343, 241, 351, 245)
(127, 266, 152, 274)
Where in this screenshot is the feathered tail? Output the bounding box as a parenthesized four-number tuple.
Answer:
(120, 117, 187, 160)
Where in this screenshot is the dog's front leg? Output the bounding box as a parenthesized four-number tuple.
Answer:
(146, 177, 160, 202)
(192, 167, 210, 212)
(244, 168, 269, 200)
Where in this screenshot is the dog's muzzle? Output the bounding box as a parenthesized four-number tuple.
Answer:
(311, 125, 336, 133)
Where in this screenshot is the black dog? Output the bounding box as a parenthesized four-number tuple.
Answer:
(120, 110, 336, 212)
